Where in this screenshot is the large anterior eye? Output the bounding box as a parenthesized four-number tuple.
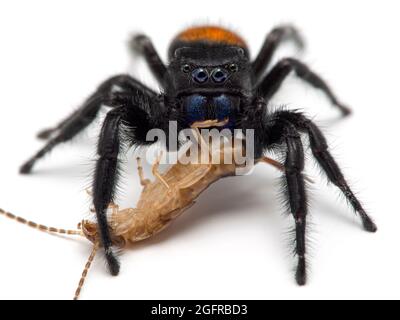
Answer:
(211, 68, 228, 83)
(192, 68, 209, 83)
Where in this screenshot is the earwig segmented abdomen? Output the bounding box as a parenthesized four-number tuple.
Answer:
(110, 162, 239, 245)
(82, 145, 243, 246)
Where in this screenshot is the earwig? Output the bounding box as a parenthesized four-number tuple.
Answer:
(1, 132, 287, 300)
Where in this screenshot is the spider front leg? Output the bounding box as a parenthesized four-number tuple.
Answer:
(93, 106, 126, 275)
(252, 25, 304, 81)
(20, 75, 156, 174)
(129, 34, 168, 88)
(280, 124, 309, 285)
(92, 91, 162, 275)
(257, 58, 351, 116)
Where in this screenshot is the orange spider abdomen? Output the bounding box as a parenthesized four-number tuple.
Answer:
(175, 26, 247, 48)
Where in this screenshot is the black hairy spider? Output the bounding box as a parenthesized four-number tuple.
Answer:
(19, 25, 376, 285)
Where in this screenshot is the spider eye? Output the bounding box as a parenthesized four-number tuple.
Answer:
(229, 63, 239, 72)
(181, 64, 191, 73)
(192, 68, 209, 84)
(211, 68, 228, 83)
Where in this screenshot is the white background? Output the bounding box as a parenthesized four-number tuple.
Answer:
(0, 0, 399, 300)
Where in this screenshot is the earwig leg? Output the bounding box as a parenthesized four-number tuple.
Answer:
(87, 192, 95, 213)
(136, 157, 151, 187)
(191, 127, 212, 162)
(108, 202, 119, 210)
(74, 242, 99, 300)
(0, 208, 82, 236)
(261, 156, 285, 171)
(193, 127, 209, 151)
(152, 152, 170, 190)
(260, 156, 315, 184)
(108, 203, 120, 229)
(86, 189, 119, 212)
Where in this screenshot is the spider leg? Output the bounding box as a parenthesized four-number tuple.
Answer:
(257, 58, 351, 116)
(252, 25, 304, 81)
(250, 114, 310, 285)
(92, 90, 162, 275)
(36, 75, 156, 140)
(300, 117, 376, 231)
(276, 111, 377, 232)
(243, 103, 310, 285)
(129, 34, 168, 88)
(280, 124, 309, 285)
(92, 107, 125, 275)
(246, 103, 376, 285)
(20, 75, 156, 174)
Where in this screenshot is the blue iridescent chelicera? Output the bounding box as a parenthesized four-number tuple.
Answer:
(213, 94, 236, 128)
(184, 94, 207, 124)
(184, 94, 236, 129)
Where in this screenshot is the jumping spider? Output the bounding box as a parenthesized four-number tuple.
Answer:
(19, 25, 376, 286)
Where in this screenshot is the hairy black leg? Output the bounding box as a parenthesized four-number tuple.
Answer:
(277, 111, 377, 232)
(258, 58, 351, 116)
(20, 94, 106, 174)
(130, 34, 168, 87)
(302, 119, 376, 232)
(92, 89, 161, 275)
(252, 25, 304, 81)
(92, 107, 125, 275)
(281, 124, 309, 285)
(20, 75, 157, 174)
(36, 75, 156, 140)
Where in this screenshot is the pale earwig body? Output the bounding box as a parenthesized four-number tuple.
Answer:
(92, 160, 237, 246)
(1, 141, 284, 299)
(83, 140, 261, 247)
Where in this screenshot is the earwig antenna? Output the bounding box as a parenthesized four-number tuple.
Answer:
(74, 242, 99, 300)
(0, 208, 82, 236)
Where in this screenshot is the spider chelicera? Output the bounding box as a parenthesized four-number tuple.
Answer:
(19, 25, 376, 285)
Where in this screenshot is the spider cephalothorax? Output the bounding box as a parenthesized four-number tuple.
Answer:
(19, 25, 375, 286)
(167, 43, 252, 130)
